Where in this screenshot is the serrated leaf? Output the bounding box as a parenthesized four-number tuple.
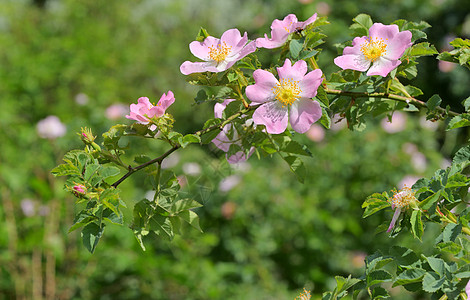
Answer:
(442, 223, 462, 243)
(352, 14, 373, 31)
(447, 113, 470, 130)
(171, 198, 203, 214)
(390, 246, 419, 266)
(51, 163, 80, 177)
(426, 257, 447, 276)
(409, 42, 438, 56)
(178, 210, 203, 232)
(419, 191, 440, 210)
(362, 193, 390, 218)
(422, 272, 445, 293)
(283, 155, 306, 183)
(436, 241, 462, 255)
(289, 38, 304, 59)
(393, 268, 426, 287)
(410, 210, 424, 240)
(367, 270, 392, 287)
(81, 222, 104, 253)
(371, 286, 389, 299)
(69, 212, 96, 233)
(149, 214, 174, 239)
(426, 94, 442, 111)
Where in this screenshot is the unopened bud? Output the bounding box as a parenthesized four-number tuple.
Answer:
(72, 184, 86, 197)
(79, 127, 96, 144)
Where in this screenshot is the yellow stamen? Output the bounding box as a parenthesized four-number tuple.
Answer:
(208, 42, 232, 63)
(360, 37, 387, 62)
(272, 78, 302, 106)
(391, 186, 416, 208)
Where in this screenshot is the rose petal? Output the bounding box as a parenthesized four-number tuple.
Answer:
(384, 30, 412, 60)
(299, 69, 323, 98)
(289, 99, 322, 133)
(246, 69, 278, 103)
(369, 23, 400, 41)
(252, 101, 288, 134)
(367, 56, 401, 77)
(334, 54, 370, 72)
(277, 59, 307, 81)
(180, 61, 218, 75)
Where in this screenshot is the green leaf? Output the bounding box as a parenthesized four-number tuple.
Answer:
(426, 257, 447, 276)
(463, 96, 470, 112)
(409, 42, 438, 56)
(426, 94, 442, 111)
(419, 191, 440, 210)
(452, 145, 470, 167)
(289, 38, 304, 59)
(335, 275, 362, 295)
(201, 129, 221, 144)
(178, 210, 203, 232)
(171, 198, 203, 214)
(450, 38, 470, 48)
(442, 223, 462, 243)
(51, 163, 80, 177)
(390, 246, 419, 267)
(100, 166, 120, 180)
(371, 286, 389, 299)
(149, 214, 174, 240)
(366, 270, 392, 287)
(102, 208, 123, 225)
(352, 14, 373, 32)
(436, 241, 462, 255)
(393, 268, 426, 286)
(362, 193, 390, 218)
(447, 113, 470, 130)
(410, 210, 424, 240)
(102, 124, 127, 149)
(69, 212, 96, 233)
(283, 155, 306, 183)
(422, 272, 445, 293)
(181, 134, 201, 148)
(81, 222, 104, 253)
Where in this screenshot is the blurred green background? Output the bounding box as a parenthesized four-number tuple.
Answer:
(0, 0, 469, 299)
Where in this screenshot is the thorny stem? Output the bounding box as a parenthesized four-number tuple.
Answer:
(324, 88, 459, 117)
(111, 106, 254, 188)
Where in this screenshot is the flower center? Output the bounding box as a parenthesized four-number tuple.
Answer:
(272, 78, 301, 106)
(360, 37, 387, 62)
(391, 186, 416, 208)
(208, 42, 232, 63)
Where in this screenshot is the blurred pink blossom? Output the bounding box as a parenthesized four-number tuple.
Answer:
(21, 199, 36, 217)
(183, 162, 201, 176)
(398, 175, 421, 189)
(219, 175, 241, 192)
(106, 104, 128, 120)
(419, 116, 438, 131)
(306, 123, 325, 142)
(36, 116, 67, 139)
(438, 60, 456, 73)
(411, 152, 427, 172)
(75, 93, 89, 105)
(221, 201, 237, 219)
(330, 114, 347, 131)
(161, 152, 180, 169)
(381, 112, 406, 133)
(466, 279, 470, 299)
(316, 2, 331, 15)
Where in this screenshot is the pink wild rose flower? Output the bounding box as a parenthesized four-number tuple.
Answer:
(180, 29, 256, 75)
(212, 99, 254, 164)
(334, 23, 412, 77)
(256, 13, 317, 49)
(126, 91, 175, 124)
(246, 59, 323, 134)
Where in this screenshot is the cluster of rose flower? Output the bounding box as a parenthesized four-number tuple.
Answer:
(126, 13, 413, 164)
